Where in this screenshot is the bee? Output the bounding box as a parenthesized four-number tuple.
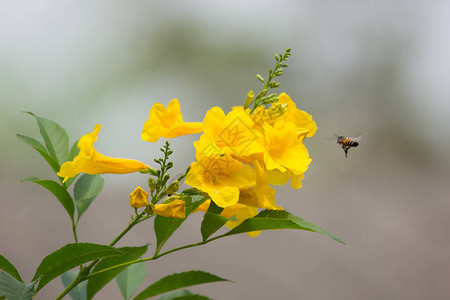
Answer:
(334, 134, 362, 158)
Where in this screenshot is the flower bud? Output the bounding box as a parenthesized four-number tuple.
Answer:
(166, 180, 179, 195)
(256, 74, 264, 82)
(244, 90, 254, 109)
(266, 103, 288, 118)
(129, 187, 149, 208)
(148, 177, 157, 193)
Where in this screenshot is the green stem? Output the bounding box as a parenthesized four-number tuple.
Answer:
(54, 211, 147, 300)
(72, 221, 78, 243)
(85, 234, 228, 280)
(54, 269, 86, 300)
(108, 213, 142, 247)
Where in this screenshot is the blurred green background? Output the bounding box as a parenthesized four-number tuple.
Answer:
(2, 1, 450, 299)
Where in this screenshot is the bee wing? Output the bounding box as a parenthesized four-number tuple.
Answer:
(348, 133, 365, 142)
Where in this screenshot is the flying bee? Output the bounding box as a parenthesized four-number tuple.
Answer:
(334, 134, 362, 158)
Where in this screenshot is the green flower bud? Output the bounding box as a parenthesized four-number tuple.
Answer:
(148, 177, 157, 193)
(266, 103, 288, 118)
(244, 90, 254, 109)
(166, 180, 179, 195)
(268, 81, 277, 88)
(256, 74, 264, 82)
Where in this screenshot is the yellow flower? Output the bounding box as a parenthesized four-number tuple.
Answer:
(58, 125, 149, 183)
(185, 154, 256, 208)
(153, 199, 186, 218)
(129, 186, 149, 208)
(268, 169, 305, 189)
(238, 160, 279, 209)
(194, 106, 264, 159)
(277, 93, 317, 137)
(263, 120, 311, 176)
(221, 203, 261, 237)
(141, 98, 203, 143)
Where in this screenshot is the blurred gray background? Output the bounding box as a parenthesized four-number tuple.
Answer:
(1, 1, 450, 299)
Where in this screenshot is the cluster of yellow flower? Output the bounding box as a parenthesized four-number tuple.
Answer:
(57, 93, 316, 231)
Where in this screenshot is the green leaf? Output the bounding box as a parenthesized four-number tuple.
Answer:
(133, 271, 229, 300)
(20, 177, 75, 222)
(224, 210, 347, 245)
(159, 291, 212, 300)
(0, 255, 22, 282)
(154, 194, 208, 253)
(26, 112, 69, 165)
(16, 134, 61, 173)
(74, 174, 104, 222)
(116, 262, 147, 300)
(32, 243, 124, 292)
(158, 289, 192, 300)
(61, 270, 87, 300)
(200, 213, 228, 241)
(205, 201, 223, 215)
(87, 245, 148, 300)
(0, 272, 34, 300)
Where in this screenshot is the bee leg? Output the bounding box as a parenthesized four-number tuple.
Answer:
(343, 146, 350, 158)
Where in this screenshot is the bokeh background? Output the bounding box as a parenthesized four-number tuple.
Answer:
(2, 1, 450, 299)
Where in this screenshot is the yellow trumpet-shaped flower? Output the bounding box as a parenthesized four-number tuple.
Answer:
(153, 199, 186, 219)
(141, 98, 203, 143)
(268, 169, 305, 189)
(130, 186, 149, 208)
(277, 93, 317, 137)
(238, 160, 279, 210)
(185, 154, 256, 208)
(194, 106, 264, 159)
(263, 120, 311, 176)
(58, 125, 149, 183)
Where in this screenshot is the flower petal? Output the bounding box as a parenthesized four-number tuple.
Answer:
(129, 187, 149, 208)
(57, 125, 148, 182)
(154, 199, 186, 218)
(141, 98, 203, 142)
